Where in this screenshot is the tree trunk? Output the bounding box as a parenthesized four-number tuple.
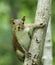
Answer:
(24, 0, 52, 65)
(42, 17, 52, 65)
(42, 0, 52, 65)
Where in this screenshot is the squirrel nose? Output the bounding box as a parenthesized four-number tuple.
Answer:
(18, 27, 20, 31)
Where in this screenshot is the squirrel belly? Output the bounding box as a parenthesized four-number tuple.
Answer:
(15, 30, 31, 51)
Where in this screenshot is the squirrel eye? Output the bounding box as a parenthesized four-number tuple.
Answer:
(18, 27, 20, 29)
(12, 22, 15, 24)
(22, 22, 24, 24)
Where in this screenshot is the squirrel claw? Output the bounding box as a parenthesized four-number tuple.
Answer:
(25, 52, 32, 58)
(40, 23, 46, 28)
(27, 52, 31, 57)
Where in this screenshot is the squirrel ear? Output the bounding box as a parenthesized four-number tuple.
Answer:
(10, 18, 14, 22)
(10, 17, 14, 24)
(21, 16, 25, 22)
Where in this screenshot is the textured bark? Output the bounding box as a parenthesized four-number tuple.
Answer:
(42, 17, 52, 65)
(24, 0, 52, 65)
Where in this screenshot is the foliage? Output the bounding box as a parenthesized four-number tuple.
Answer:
(0, 0, 54, 65)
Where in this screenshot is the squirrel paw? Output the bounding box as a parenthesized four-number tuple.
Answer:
(25, 52, 32, 58)
(40, 23, 46, 28)
(27, 52, 31, 57)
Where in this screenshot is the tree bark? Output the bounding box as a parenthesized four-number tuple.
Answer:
(42, 17, 52, 65)
(42, 0, 52, 65)
(24, 0, 52, 65)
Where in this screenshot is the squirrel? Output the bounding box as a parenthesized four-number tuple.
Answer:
(10, 16, 45, 62)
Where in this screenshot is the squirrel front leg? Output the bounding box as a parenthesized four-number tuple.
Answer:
(25, 23, 45, 28)
(24, 23, 45, 32)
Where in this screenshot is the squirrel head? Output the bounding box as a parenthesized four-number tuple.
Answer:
(10, 16, 25, 31)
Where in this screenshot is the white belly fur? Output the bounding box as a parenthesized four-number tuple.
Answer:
(15, 30, 30, 50)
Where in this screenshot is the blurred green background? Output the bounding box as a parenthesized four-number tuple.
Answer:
(0, 0, 54, 65)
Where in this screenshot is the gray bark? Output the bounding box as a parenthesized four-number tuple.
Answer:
(42, 0, 52, 65)
(24, 0, 52, 65)
(42, 17, 52, 65)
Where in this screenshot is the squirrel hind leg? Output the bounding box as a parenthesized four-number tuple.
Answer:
(16, 53, 25, 62)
